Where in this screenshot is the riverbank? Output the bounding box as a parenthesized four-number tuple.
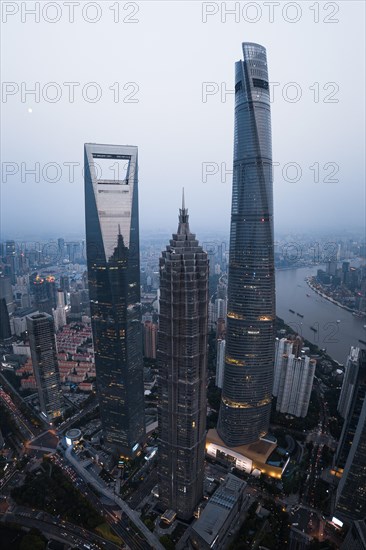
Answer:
(276, 267, 365, 364)
(276, 316, 341, 368)
(305, 277, 366, 319)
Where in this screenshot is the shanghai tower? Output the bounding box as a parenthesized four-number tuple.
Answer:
(157, 196, 208, 519)
(217, 43, 275, 446)
(84, 143, 145, 458)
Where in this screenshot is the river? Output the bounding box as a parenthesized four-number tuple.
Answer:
(275, 266, 366, 365)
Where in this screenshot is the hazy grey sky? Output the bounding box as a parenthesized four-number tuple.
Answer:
(1, 1, 365, 239)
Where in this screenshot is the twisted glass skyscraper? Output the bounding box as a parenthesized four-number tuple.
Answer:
(84, 143, 145, 458)
(217, 43, 275, 446)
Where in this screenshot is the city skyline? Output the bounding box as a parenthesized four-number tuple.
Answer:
(1, 2, 365, 238)
(1, 5, 365, 548)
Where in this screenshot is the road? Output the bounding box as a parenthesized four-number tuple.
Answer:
(57, 399, 99, 434)
(49, 452, 148, 549)
(1, 508, 123, 550)
(106, 511, 151, 550)
(0, 466, 21, 493)
(127, 468, 158, 510)
(289, 379, 335, 542)
(0, 386, 35, 442)
(64, 446, 164, 550)
(0, 372, 48, 432)
(306, 381, 337, 449)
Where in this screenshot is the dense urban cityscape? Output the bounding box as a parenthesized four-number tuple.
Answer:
(1, 4, 366, 550)
(1, 229, 366, 549)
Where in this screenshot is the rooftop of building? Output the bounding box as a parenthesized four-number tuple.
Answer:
(206, 429, 289, 477)
(191, 474, 246, 546)
(355, 519, 366, 544)
(207, 428, 276, 464)
(13, 307, 38, 317)
(66, 428, 82, 438)
(342, 518, 366, 548)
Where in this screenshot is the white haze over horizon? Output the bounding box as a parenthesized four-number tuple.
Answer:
(1, 1, 365, 240)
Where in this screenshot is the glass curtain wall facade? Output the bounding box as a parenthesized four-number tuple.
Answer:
(157, 200, 209, 519)
(26, 312, 62, 421)
(335, 349, 366, 470)
(217, 43, 275, 446)
(335, 383, 366, 522)
(84, 143, 145, 458)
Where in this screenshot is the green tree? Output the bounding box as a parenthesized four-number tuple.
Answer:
(19, 534, 46, 550)
(143, 518, 154, 531)
(160, 534, 175, 550)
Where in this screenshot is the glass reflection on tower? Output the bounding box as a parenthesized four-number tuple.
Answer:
(217, 43, 275, 446)
(84, 143, 145, 457)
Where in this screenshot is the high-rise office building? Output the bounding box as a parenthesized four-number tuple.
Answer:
(5, 240, 17, 284)
(0, 274, 15, 314)
(190, 474, 249, 550)
(216, 339, 226, 389)
(342, 261, 350, 285)
(216, 317, 226, 340)
(84, 143, 145, 457)
(32, 275, 52, 314)
(215, 298, 227, 322)
(45, 276, 57, 310)
(275, 353, 316, 418)
(273, 337, 294, 397)
(59, 275, 70, 293)
(335, 393, 366, 522)
(217, 277, 227, 300)
(26, 312, 62, 421)
(56, 288, 65, 309)
(53, 289, 67, 332)
(209, 296, 227, 331)
(335, 348, 366, 471)
(66, 242, 81, 263)
(338, 347, 362, 419)
(327, 260, 338, 276)
(157, 198, 208, 519)
(208, 302, 215, 330)
(70, 291, 82, 318)
(217, 43, 275, 446)
(340, 519, 366, 550)
(58, 238, 65, 261)
(0, 298, 11, 340)
(143, 320, 157, 359)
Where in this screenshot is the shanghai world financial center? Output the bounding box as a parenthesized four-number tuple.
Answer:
(84, 143, 145, 458)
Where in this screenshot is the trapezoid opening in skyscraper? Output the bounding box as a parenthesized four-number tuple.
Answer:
(84, 143, 145, 458)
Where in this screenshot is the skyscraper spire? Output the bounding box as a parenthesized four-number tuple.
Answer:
(178, 188, 190, 235)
